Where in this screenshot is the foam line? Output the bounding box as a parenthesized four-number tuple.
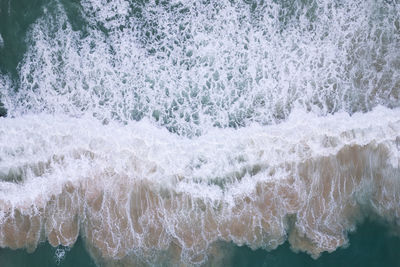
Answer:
(0, 107, 399, 265)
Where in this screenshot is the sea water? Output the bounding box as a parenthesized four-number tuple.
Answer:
(0, 0, 399, 266)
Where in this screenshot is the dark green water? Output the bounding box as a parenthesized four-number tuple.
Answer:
(1, 221, 400, 266)
(232, 221, 400, 267)
(0, 0, 48, 77)
(0, 237, 96, 267)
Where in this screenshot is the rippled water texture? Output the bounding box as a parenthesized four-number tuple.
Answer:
(0, 0, 399, 266)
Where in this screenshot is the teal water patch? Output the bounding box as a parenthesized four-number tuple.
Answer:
(0, 101, 6, 116)
(0, 237, 96, 267)
(0, 221, 399, 267)
(0, 0, 49, 77)
(232, 221, 400, 267)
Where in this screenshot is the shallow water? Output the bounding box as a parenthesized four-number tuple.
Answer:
(1, 221, 400, 267)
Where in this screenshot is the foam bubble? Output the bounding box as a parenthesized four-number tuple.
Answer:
(54, 247, 70, 265)
(0, 33, 4, 49)
(0, 107, 400, 265)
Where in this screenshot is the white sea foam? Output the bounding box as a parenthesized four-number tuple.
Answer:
(0, 0, 399, 266)
(0, 107, 399, 265)
(3, 0, 399, 135)
(0, 33, 4, 49)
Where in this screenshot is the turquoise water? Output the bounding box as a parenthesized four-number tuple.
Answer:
(1, 0, 400, 266)
(1, 221, 400, 266)
(0, 237, 96, 267)
(231, 221, 400, 267)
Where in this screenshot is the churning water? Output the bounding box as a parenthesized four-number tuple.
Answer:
(0, 0, 400, 266)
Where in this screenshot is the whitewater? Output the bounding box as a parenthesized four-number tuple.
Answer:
(0, 0, 399, 266)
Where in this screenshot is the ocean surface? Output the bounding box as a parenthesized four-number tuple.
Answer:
(0, 0, 399, 266)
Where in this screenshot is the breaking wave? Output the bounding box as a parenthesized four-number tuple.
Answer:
(1, 107, 400, 265)
(0, 0, 399, 266)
